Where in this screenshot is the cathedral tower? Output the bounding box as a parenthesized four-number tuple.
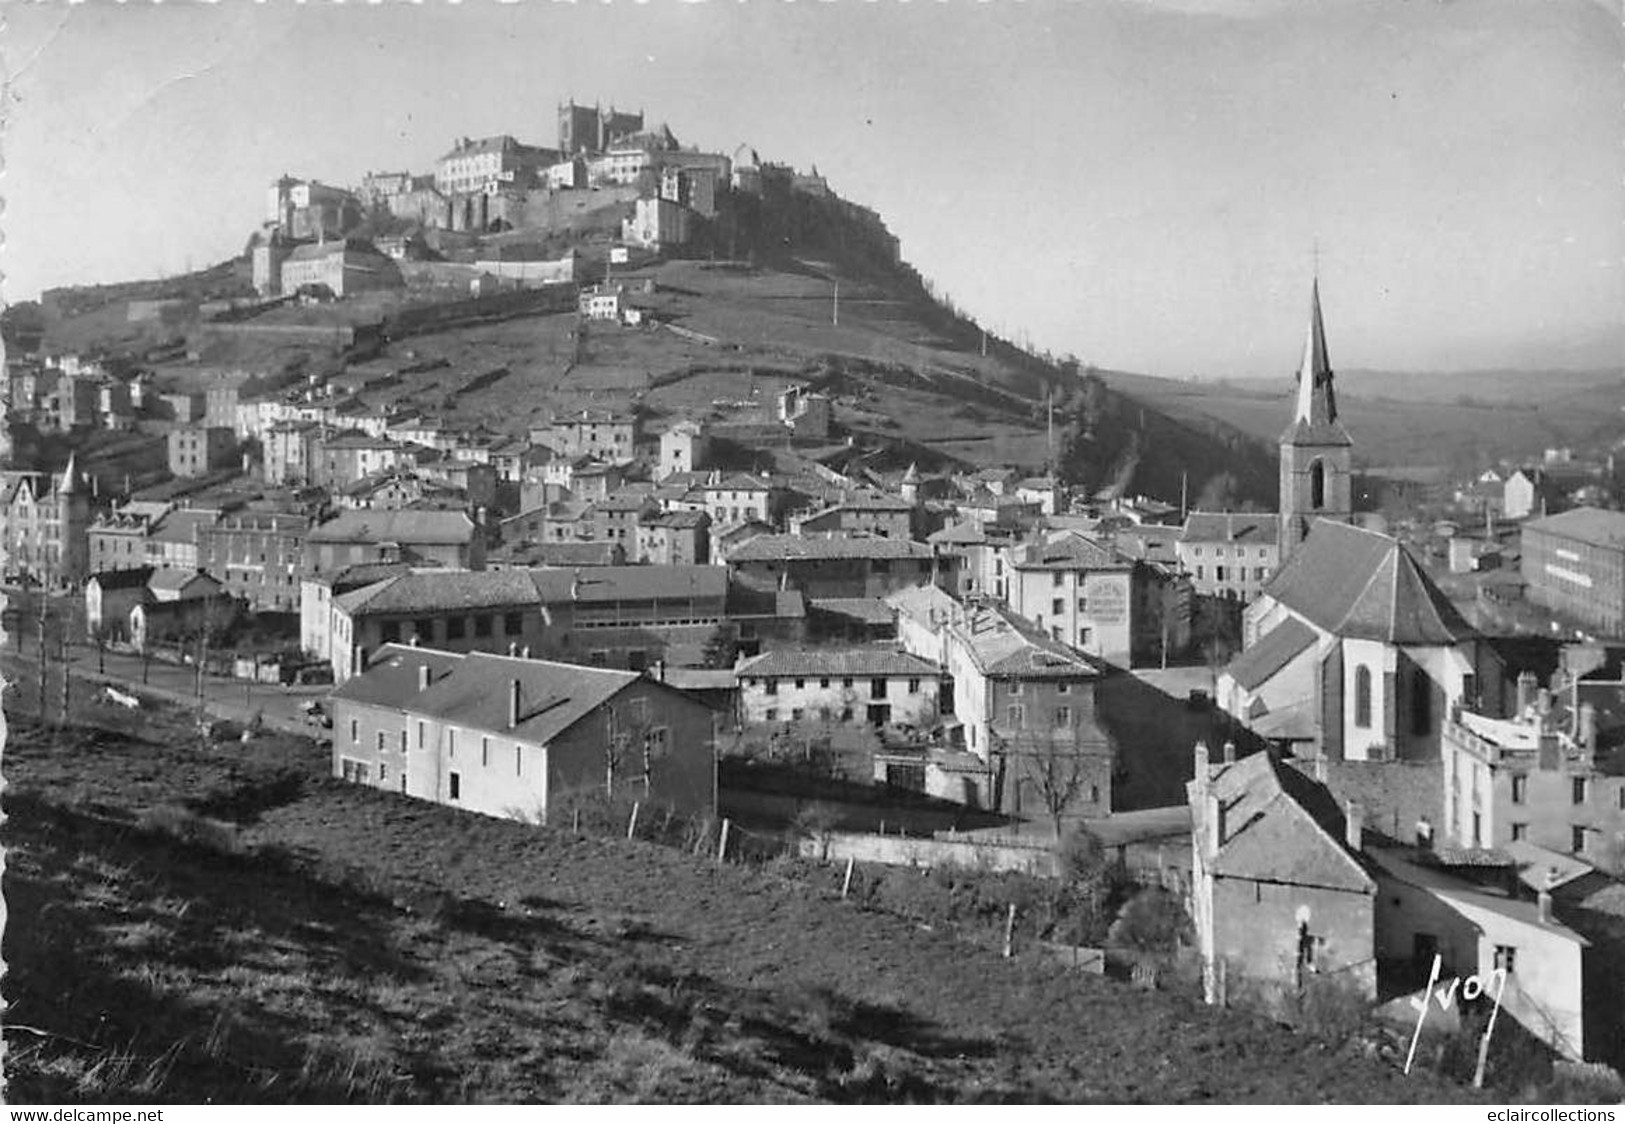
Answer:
(1279, 278, 1353, 561)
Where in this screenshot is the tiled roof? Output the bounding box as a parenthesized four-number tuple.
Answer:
(1014, 531, 1129, 571)
(808, 597, 897, 626)
(640, 509, 710, 530)
(1365, 845, 1587, 942)
(531, 564, 727, 605)
(332, 644, 468, 707)
(884, 584, 966, 628)
(953, 604, 1099, 680)
(1205, 750, 1376, 891)
(337, 570, 543, 616)
(728, 535, 931, 563)
(1181, 511, 1281, 545)
(1263, 520, 1476, 646)
(309, 509, 474, 546)
(706, 473, 772, 492)
(150, 510, 219, 545)
(1524, 506, 1625, 550)
(1225, 617, 1317, 692)
(737, 648, 941, 679)
(88, 566, 155, 591)
(147, 568, 219, 596)
(411, 649, 645, 747)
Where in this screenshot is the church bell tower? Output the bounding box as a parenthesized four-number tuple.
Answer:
(1279, 278, 1353, 561)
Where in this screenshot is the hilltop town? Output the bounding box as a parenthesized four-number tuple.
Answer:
(6, 98, 1625, 1104)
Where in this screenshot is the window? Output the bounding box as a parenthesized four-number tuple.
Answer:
(1512, 775, 1527, 805)
(1195, 566, 1204, 581)
(1472, 811, 1482, 847)
(340, 758, 369, 783)
(1077, 597, 1087, 613)
(1216, 566, 1227, 582)
(1254, 567, 1267, 580)
(446, 617, 466, 641)
(794, 678, 806, 690)
(1052, 572, 1064, 588)
(1077, 627, 1091, 646)
(448, 729, 457, 756)
(1573, 777, 1588, 805)
(515, 746, 523, 776)
(400, 730, 408, 752)
(791, 708, 804, 721)
(1007, 704, 1025, 728)
(474, 615, 492, 638)
(870, 678, 888, 699)
(842, 677, 854, 688)
(448, 772, 461, 801)
(1572, 825, 1586, 854)
(765, 708, 779, 722)
(1055, 706, 1072, 728)
(1194, 547, 1203, 557)
(417, 721, 425, 749)
(1057, 682, 1071, 695)
(1310, 460, 1326, 510)
(1009, 682, 1023, 697)
(1411, 669, 1431, 735)
(1511, 822, 1527, 841)
(1493, 945, 1517, 975)
(1052, 598, 1064, 616)
(504, 612, 523, 635)
(482, 737, 490, 767)
(764, 679, 778, 696)
(350, 718, 359, 744)
(840, 707, 853, 722)
(1354, 665, 1372, 729)
(376, 731, 387, 751)
(819, 677, 830, 689)
(908, 678, 921, 694)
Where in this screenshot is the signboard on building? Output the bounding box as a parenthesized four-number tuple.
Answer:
(1084, 575, 1128, 624)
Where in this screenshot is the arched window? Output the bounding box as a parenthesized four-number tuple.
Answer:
(1310, 460, 1326, 510)
(1354, 665, 1372, 729)
(1412, 668, 1432, 735)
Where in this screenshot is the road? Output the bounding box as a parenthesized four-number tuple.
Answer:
(2, 638, 332, 738)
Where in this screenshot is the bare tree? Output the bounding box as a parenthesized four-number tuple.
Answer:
(996, 725, 1108, 840)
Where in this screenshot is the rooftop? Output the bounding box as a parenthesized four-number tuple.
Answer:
(728, 535, 932, 564)
(308, 509, 474, 546)
(1182, 511, 1281, 545)
(737, 648, 942, 679)
(953, 603, 1100, 680)
(1524, 506, 1625, 550)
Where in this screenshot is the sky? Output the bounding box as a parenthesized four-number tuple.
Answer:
(1, 0, 1620, 380)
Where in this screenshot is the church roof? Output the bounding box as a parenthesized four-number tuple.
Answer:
(1225, 617, 1317, 692)
(1263, 520, 1477, 646)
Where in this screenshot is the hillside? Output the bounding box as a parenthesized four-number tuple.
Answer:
(33, 187, 1283, 508)
(2, 696, 1483, 1104)
(1104, 367, 1625, 476)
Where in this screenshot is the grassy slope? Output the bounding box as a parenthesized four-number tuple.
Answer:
(2, 699, 1478, 1105)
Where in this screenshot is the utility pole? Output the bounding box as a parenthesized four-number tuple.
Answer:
(36, 586, 49, 722)
(832, 280, 839, 327)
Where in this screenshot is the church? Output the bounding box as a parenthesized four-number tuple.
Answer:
(1215, 282, 1505, 761)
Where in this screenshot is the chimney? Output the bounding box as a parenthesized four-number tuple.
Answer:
(409, 634, 420, 647)
(1536, 687, 1553, 720)
(521, 645, 531, 659)
(1415, 816, 1434, 848)
(1579, 702, 1597, 752)
(1221, 740, 1236, 765)
(418, 664, 431, 691)
(508, 679, 522, 728)
(1516, 671, 1538, 717)
(1344, 800, 1364, 852)
(1538, 884, 1555, 925)
(1193, 741, 1210, 783)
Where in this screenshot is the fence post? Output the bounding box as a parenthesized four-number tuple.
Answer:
(841, 856, 855, 900)
(1003, 903, 1017, 959)
(626, 801, 640, 840)
(717, 818, 731, 865)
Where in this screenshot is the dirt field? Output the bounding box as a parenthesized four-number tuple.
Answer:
(0, 694, 1485, 1104)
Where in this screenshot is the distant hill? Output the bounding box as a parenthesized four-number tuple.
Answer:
(33, 179, 1287, 509)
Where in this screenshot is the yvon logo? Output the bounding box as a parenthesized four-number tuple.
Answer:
(1403, 953, 1508, 1076)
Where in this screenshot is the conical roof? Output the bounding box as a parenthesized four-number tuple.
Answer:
(1282, 278, 1352, 447)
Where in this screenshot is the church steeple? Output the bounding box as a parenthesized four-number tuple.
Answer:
(1279, 276, 1355, 563)
(1293, 277, 1337, 428)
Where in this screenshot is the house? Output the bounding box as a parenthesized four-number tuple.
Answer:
(1177, 512, 1282, 603)
(1218, 520, 1504, 761)
(1366, 843, 1592, 1061)
(724, 534, 935, 600)
(331, 569, 552, 682)
(926, 602, 1111, 818)
(148, 509, 221, 573)
(85, 566, 156, 641)
(1004, 530, 1137, 666)
(167, 425, 235, 478)
(696, 472, 782, 529)
(130, 588, 237, 651)
(196, 511, 309, 613)
(147, 568, 225, 603)
(1519, 507, 1625, 638)
(300, 561, 415, 662)
(735, 648, 943, 728)
(329, 645, 716, 822)
(578, 286, 626, 321)
(538, 410, 637, 462)
(434, 135, 558, 195)
(791, 492, 916, 540)
(1188, 744, 1380, 1005)
(1505, 468, 1572, 522)
(316, 431, 414, 490)
(305, 509, 483, 573)
(264, 420, 323, 486)
(0, 459, 91, 585)
(658, 420, 710, 479)
(636, 509, 711, 566)
(488, 540, 627, 571)
(590, 491, 656, 547)
(278, 238, 404, 298)
(622, 197, 694, 251)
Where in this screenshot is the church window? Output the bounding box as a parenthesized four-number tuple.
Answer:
(1354, 665, 1372, 729)
(1310, 460, 1327, 510)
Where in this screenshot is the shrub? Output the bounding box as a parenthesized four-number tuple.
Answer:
(1105, 887, 1191, 956)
